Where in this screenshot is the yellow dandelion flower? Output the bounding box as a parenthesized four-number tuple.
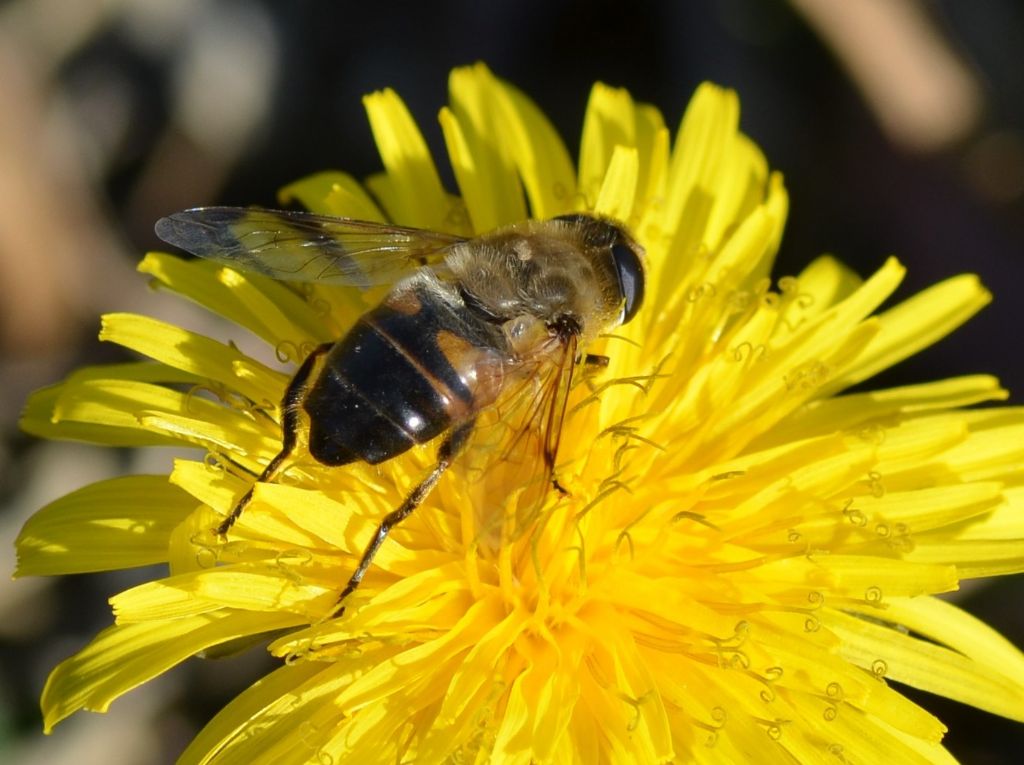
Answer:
(17, 62, 1024, 764)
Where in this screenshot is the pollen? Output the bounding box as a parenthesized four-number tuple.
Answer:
(512, 238, 533, 261)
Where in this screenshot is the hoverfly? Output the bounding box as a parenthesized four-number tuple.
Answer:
(155, 207, 645, 612)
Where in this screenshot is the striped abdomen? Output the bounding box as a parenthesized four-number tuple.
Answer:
(302, 282, 506, 466)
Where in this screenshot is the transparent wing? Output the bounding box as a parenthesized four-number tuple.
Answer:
(464, 331, 579, 544)
(154, 207, 467, 286)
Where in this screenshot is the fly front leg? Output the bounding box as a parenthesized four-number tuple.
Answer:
(216, 342, 334, 537)
(334, 419, 475, 616)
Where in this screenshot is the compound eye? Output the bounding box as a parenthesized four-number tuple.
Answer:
(611, 241, 645, 324)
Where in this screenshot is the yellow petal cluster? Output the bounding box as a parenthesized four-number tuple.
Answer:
(17, 63, 1024, 764)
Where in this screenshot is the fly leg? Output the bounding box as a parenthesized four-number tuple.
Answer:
(335, 419, 475, 616)
(216, 342, 334, 537)
(552, 352, 612, 493)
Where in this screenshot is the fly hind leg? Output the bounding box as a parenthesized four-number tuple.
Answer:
(216, 342, 334, 537)
(334, 419, 475, 616)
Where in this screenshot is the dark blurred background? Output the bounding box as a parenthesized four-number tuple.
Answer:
(1, 1, 1022, 763)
